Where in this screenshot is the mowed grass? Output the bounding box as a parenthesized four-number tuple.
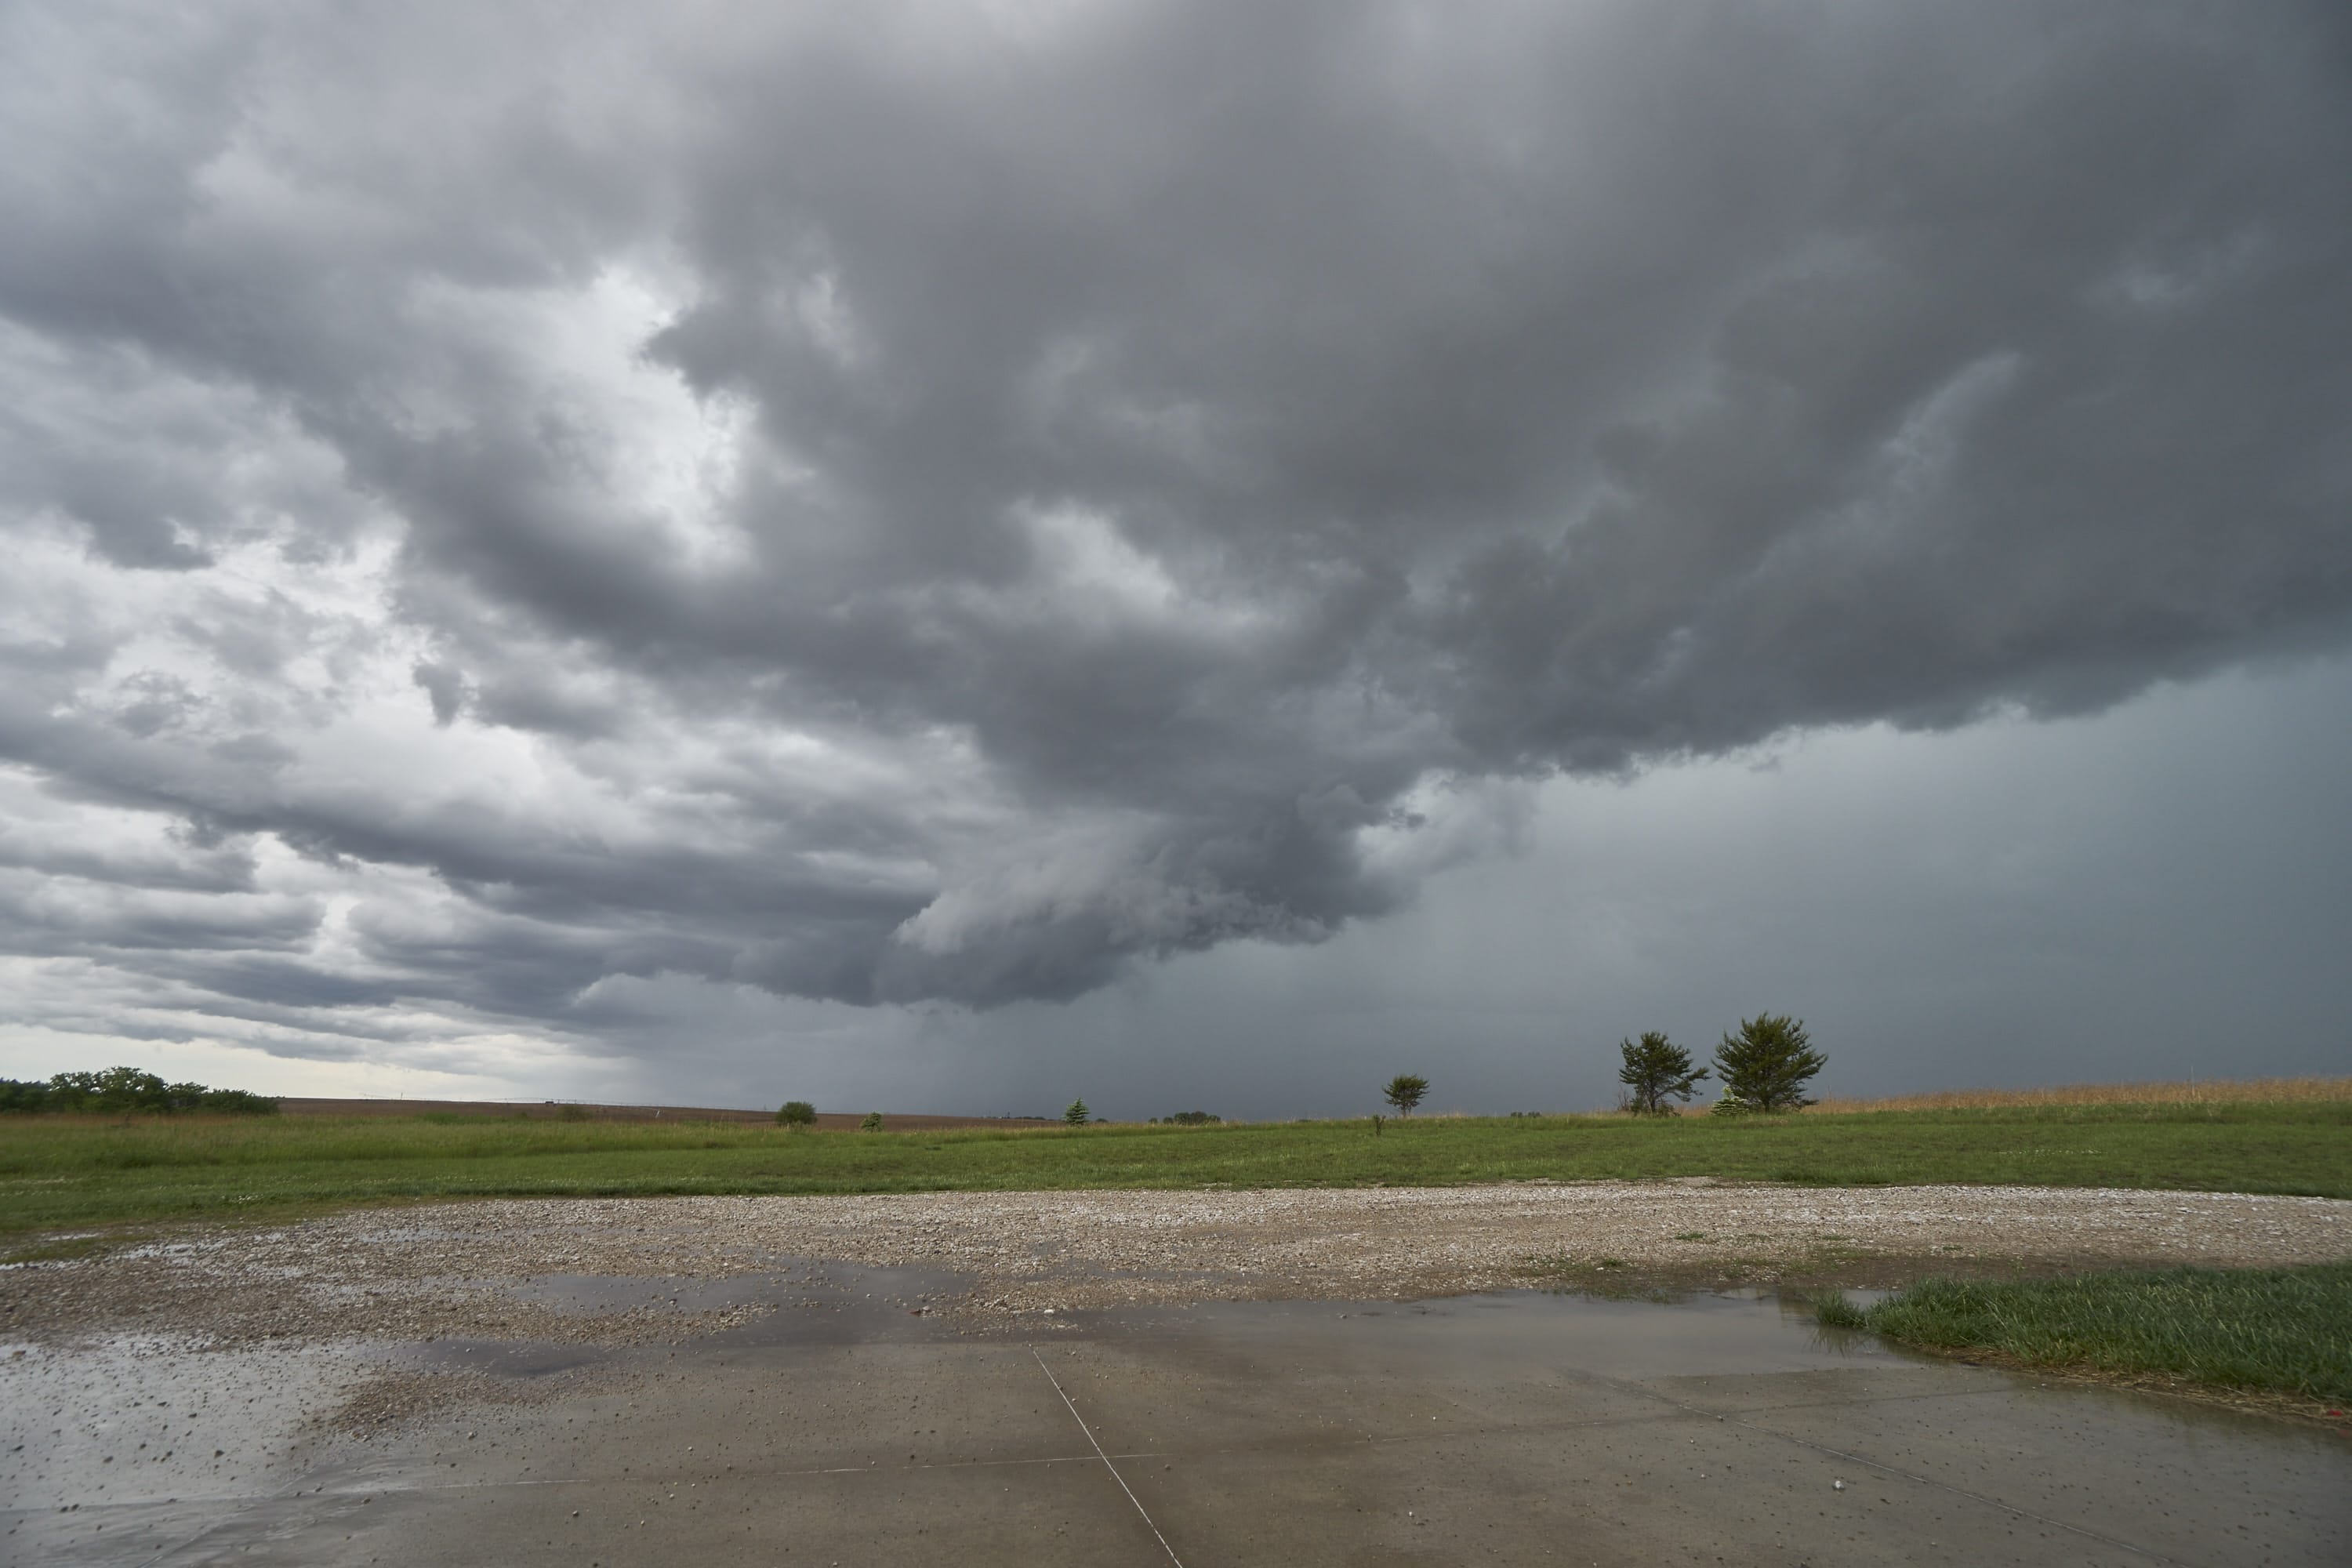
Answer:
(3, 1098, 2349, 1240)
(1817, 1263, 2352, 1408)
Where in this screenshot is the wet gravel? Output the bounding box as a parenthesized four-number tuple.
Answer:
(5, 1181, 2348, 1351)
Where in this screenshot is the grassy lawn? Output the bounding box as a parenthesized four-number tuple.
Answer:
(2, 1099, 2347, 1240)
(1817, 1263, 2352, 1410)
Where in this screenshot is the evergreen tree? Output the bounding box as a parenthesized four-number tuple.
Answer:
(1711, 1014, 1825, 1112)
(1617, 1032, 1708, 1115)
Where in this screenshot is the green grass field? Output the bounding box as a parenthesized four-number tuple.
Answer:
(3, 1098, 2347, 1240)
(1817, 1263, 2352, 1408)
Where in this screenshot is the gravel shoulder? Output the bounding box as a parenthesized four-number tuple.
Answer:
(5, 1181, 2350, 1351)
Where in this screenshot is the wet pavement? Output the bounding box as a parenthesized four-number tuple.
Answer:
(5, 1269, 2347, 1566)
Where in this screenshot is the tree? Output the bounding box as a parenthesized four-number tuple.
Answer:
(1617, 1031, 1708, 1115)
(1711, 1014, 1825, 1113)
(48, 1066, 170, 1113)
(776, 1099, 817, 1128)
(2, 1067, 276, 1116)
(1064, 1098, 1091, 1125)
(1382, 1074, 1429, 1116)
(859, 1111, 884, 1131)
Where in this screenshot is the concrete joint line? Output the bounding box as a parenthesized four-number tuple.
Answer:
(1030, 1345, 1187, 1568)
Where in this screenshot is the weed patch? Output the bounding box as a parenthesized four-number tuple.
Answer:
(1815, 1263, 2352, 1410)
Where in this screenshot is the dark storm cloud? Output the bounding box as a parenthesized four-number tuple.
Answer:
(1, 0, 2348, 1051)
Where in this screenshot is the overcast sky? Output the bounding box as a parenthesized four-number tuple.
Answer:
(2, 1, 2347, 1115)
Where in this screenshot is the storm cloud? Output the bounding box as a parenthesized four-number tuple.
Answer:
(2, 1, 2348, 1070)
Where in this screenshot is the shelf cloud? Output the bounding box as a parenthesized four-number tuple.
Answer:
(2, 2, 2347, 1067)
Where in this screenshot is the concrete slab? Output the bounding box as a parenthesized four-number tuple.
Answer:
(5, 1283, 2346, 1566)
(1743, 1385, 2351, 1566)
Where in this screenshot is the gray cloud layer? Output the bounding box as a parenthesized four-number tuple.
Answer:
(2, 2, 2348, 1061)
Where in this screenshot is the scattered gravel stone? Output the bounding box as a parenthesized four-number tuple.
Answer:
(5, 1183, 2347, 1349)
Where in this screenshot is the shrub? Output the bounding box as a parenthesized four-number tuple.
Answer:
(1063, 1099, 1091, 1125)
(194, 1088, 281, 1116)
(1382, 1074, 1429, 1116)
(1617, 1031, 1709, 1115)
(859, 1111, 884, 1132)
(1712, 1014, 1825, 1113)
(776, 1100, 817, 1127)
(1164, 1110, 1221, 1125)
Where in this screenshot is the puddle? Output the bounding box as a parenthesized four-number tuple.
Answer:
(506, 1258, 981, 1347)
(405, 1338, 611, 1378)
(1099, 1285, 1915, 1382)
(12, 1279, 2341, 1567)
(0, 1334, 383, 1514)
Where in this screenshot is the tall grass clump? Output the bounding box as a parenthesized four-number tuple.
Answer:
(1811, 1290, 1869, 1330)
(1817, 1264, 2352, 1406)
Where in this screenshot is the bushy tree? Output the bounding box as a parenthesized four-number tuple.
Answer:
(0, 1069, 276, 1116)
(1711, 1014, 1825, 1113)
(1063, 1098, 1091, 1125)
(1163, 1110, 1220, 1125)
(859, 1111, 884, 1131)
(193, 1087, 280, 1115)
(49, 1067, 172, 1112)
(1617, 1032, 1708, 1115)
(776, 1099, 817, 1127)
(1382, 1074, 1429, 1116)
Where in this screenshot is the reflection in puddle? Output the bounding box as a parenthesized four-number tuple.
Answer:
(1164, 1286, 1917, 1383)
(407, 1338, 610, 1378)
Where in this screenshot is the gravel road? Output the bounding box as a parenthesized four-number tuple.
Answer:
(6, 1181, 2350, 1350)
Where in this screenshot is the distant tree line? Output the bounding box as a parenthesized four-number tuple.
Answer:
(0, 1065, 281, 1116)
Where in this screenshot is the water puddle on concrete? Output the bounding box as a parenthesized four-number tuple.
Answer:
(1145, 1283, 1907, 1378)
(0, 1333, 391, 1566)
(506, 1256, 980, 1345)
(9, 1278, 2346, 1566)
